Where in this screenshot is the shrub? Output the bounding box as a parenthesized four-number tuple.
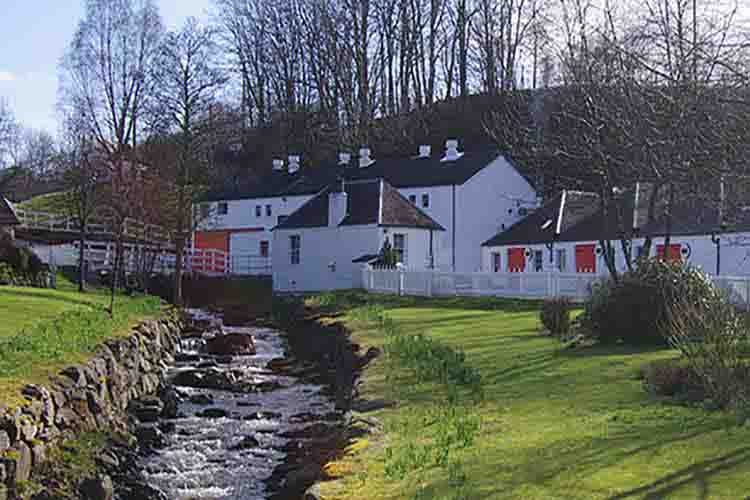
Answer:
(0, 233, 49, 287)
(540, 297, 573, 338)
(640, 358, 704, 400)
(666, 295, 750, 408)
(578, 259, 720, 345)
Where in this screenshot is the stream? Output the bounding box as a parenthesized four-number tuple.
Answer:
(136, 309, 338, 500)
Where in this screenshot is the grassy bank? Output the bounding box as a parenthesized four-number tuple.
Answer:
(315, 291, 750, 500)
(0, 277, 162, 407)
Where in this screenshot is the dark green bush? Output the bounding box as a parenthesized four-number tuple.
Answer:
(578, 259, 720, 345)
(0, 233, 48, 287)
(540, 297, 573, 338)
(640, 358, 704, 400)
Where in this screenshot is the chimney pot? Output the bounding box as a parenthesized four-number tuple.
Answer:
(272, 159, 284, 171)
(339, 152, 352, 165)
(288, 155, 301, 174)
(359, 148, 373, 168)
(419, 145, 431, 158)
(443, 139, 461, 162)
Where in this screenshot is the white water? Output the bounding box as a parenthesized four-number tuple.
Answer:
(139, 311, 335, 499)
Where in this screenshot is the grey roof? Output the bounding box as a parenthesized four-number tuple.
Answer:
(483, 180, 750, 247)
(202, 147, 514, 202)
(0, 196, 19, 226)
(275, 179, 444, 231)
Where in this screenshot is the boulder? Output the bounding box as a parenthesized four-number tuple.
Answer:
(229, 435, 259, 450)
(158, 387, 179, 419)
(203, 333, 255, 356)
(188, 394, 214, 406)
(79, 474, 114, 500)
(11, 441, 31, 483)
(198, 408, 228, 419)
(134, 425, 164, 449)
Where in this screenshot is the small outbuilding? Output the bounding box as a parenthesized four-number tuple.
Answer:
(272, 178, 444, 292)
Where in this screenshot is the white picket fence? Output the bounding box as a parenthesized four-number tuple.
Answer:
(362, 266, 750, 308)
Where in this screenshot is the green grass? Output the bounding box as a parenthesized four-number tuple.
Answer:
(16, 190, 70, 214)
(0, 276, 162, 407)
(317, 291, 750, 500)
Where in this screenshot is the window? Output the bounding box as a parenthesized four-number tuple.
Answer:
(260, 241, 269, 258)
(534, 250, 543, 272)
(217, 202, 228, 215)
(393, 233, 407, 264)
(266, 204, 272, 216)
(422, 193, 430, 208)
(556, 248, 567, 272)
(290, 235, 301, 264)
(277, 215, 289, 225)
(492, 252, 501, 272)
(255, 205, 261, 217)
(408, 194, 417, 204)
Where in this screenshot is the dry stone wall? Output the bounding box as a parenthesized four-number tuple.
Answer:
(0, 316, 182, 499)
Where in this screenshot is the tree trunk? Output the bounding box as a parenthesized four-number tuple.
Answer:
(77, 223, 86, 293)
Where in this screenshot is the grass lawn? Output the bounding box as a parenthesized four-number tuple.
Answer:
(315, 292, 750, 500)
(0, 276, 162, 407)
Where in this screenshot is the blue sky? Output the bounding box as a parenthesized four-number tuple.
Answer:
(0, 0, 213, 136)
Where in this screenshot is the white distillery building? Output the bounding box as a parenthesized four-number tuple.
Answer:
(481, 182, 750, 277)
(272, 179, 444, 292)
(195, 140, 538, 275)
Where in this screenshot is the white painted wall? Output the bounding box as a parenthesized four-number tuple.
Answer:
(482, 232, 750, 277)
(380, 226, 441, 270)
(458, 156, 538, 273)
(199, 194, 312, 232)
(273, 224, 440, 292)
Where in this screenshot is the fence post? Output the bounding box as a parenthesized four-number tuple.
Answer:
(399, 268, 405, 296)
(426, 271, 433, 297)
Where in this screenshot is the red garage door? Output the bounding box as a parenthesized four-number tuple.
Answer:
(576, 244, 596, 273)
(656, 244, 682, 262)
(508, 248, 525, 273)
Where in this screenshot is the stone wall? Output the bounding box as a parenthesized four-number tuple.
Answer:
(0, 316, 182, 499)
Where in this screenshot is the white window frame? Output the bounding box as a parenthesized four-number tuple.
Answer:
(533, 249, 543, 272)
(255, 205, 261, 217)
(266, 204, 272, 216)
(290, 235, 301, 265)
(422, 193, 430, 208)
(393, 233, 407, 265)
(492, 252, 501, 272)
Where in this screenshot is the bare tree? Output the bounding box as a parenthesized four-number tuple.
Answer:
(60, 0, 163, 313)
(151, 18, 227, 306)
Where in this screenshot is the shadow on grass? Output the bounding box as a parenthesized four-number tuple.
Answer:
(557, 342, 669, 358)
(607, 447, 750, 500)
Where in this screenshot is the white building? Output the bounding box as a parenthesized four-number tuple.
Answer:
(481, 184, 750, 277)
(196, 140, 537, 274)
(273, 179, 444, 292)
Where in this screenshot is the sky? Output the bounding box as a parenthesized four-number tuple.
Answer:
(0, 0, 214, 137)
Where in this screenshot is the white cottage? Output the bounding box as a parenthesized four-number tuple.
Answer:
(196, 140, 538, 274)
(272, 179, 444, 292)
(482, 182, 750, 277)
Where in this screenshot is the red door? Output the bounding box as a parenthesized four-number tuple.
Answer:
(507, 248, 526, 272)
(576, 244, 596, 273)
(656, 244, 682, 262)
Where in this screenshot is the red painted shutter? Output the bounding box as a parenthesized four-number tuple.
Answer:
(575, 244, 596, 273)
(507, 248, 526, 273)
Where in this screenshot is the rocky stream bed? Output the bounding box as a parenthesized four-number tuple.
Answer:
(122, 308, 369, 500)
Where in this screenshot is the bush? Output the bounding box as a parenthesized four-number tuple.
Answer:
(540, 297, 573, 338)
(0, 233, 49, 287)
(666, 295, 750, 408)
(578, 259, 720, 345)
(640, 358, 704, 400)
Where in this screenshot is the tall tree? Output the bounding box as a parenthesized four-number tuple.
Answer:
(60, 0, 163, 312)
(151, 18, 227, 306)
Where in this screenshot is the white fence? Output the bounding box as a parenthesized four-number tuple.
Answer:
(363, 266, 750, 307)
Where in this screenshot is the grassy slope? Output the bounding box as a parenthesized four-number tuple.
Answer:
(319, 293, 750, 500)
(0, 277, 162, 407)
(16, 191, 69, 213)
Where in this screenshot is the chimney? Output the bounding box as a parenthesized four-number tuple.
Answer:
(288, 155, 301, 174)
(328, 181, 348, 227)
(442, 139, 461, 162)
(359, 147, 374, 168)
(418, 145, 431, 158)
(272, 158, 285, 171)
(339, 152, 352, 165)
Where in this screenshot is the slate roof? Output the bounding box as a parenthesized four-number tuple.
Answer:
(0, 196, 20, 226)
(482, 190, 599, 246)
(201, 147, 511, 202)
(483, 180, 750, 247)
(275, 179, 444, 231)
